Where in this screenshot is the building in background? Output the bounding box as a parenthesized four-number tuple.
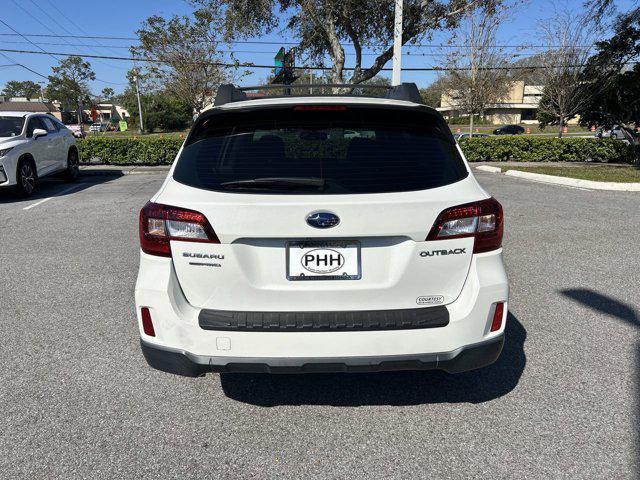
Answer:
(436, 81, 577, 125)
(84, 103, 130, 123)
(0, 97, 63, 120)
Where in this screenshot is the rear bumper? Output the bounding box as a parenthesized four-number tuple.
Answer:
(135, 248, 509, 374)
(140, 334, 504, 376)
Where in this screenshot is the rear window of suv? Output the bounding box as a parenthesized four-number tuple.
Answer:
(173, 106, 468, 194)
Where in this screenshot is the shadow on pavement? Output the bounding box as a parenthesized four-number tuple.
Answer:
(561, 288, 639, 477)
(0, 172, 122, 205)
(220, 312, 526, 407)
(561, 288, 639, 327)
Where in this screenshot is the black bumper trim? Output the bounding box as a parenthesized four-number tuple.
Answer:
(198, 306, 449, 332)
(139, 335, 504, 376)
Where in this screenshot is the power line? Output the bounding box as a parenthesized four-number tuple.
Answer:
(0, 51, 48, 79)
(0, 18, 126, 85)
(0, 40, 461, 57)
(10, 0, 127, 76)
(34, 0, 128, 69)
(0, 32, 595, 49)
(1, 47, 624, 72)
(0, 19, 60, 62)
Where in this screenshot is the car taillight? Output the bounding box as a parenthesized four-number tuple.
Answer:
(139, 202, 219, 257)
(427, 198, 503, 253)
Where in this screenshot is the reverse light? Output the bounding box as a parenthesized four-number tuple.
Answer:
(139, 202, 219, 257)
(490, 302, 505, 332)
(427, 198, 503, 253)
(140, 307, 155, 336)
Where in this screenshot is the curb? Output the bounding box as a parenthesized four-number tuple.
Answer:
(504, 170, 640, 192)
(475, 165, 502, 173)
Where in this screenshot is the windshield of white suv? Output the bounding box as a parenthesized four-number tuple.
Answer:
(0, 116, 25, 137)
(174, 106, 468, 194)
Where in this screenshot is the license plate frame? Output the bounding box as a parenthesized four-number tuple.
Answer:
(286, 240, 361, 281)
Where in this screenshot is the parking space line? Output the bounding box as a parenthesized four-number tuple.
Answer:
(23, 184, 85, 211)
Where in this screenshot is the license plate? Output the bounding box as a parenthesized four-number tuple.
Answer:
(286, 241, 361, 281)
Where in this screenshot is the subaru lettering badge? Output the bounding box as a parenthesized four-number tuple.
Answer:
(306, 212, 340, 229)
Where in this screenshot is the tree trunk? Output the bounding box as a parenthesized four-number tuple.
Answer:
(558, 114, 564, 138)
(469, 113, 475, 136)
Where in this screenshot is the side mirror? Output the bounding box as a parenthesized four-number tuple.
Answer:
(33, 128, 48, 139)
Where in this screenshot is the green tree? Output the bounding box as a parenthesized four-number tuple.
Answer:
(131, 5, 235, 114)
(1, 80, 42, 99)
(419, 77, 447, 107)
(120, 89, 192, 133)
(193, 0, 499, 85)
(101, 87, 115, 100)
(578, 9, 640, 128)
(45, 56, 95, 124)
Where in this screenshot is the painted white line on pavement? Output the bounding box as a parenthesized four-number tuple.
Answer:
(23, 184, 86, 211)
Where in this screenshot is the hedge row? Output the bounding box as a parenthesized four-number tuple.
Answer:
(459, 136, 639, 164)
(77, 137, 183, 165)
(77, 135, 639, 165)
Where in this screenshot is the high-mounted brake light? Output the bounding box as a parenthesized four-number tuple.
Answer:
(139, 202, 219, 257)
(427, 198, 503, 253)
(293, 105, 347, 111)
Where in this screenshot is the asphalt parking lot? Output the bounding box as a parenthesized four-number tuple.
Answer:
(0, 171, 638, 479)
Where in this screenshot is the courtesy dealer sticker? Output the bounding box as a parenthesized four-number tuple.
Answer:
(416, 295, 445, 305)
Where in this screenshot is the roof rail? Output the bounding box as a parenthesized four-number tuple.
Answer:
(212, 82, 423, 106)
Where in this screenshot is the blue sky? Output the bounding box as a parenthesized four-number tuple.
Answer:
(0, 0, 635, 94)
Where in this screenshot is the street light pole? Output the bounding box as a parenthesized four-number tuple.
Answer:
(134, 74, 144, 134)
(392, 0, 403, 86)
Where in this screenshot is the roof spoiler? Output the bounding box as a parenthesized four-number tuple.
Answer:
(213, 82, 423, 106)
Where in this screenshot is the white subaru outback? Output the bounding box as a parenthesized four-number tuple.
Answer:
(135, 83, 508, 376)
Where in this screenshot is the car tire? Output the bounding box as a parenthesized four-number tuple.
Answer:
(64, 148, 80, 182)
(16, 158, 37, 197)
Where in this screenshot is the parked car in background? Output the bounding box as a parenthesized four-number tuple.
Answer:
(595, 125, 639, 144)
(135, 85, 508, 377)
(0, 112, 80, 196)
(493, 125, 525, 135)
(454, 133, 490, 141)
(67, 124, 85, 138)
(89, 122, 108, 133)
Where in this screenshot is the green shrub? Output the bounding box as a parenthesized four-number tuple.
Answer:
(459, 136, 639, 164)
(77, 135, 639, 165)
(77, 136, 183, 165)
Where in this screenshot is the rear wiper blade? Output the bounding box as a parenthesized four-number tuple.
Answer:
(220, 177, 325, 190)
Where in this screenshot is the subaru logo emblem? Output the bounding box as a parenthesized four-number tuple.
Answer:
(306, 211, 340, 229)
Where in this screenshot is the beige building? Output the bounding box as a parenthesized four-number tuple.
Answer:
(0, 98, 62, 120)
(84, 103, 130, 122)
(437, 81, 577, 125)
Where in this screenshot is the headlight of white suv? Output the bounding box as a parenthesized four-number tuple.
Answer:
(0, 147, 14, 157)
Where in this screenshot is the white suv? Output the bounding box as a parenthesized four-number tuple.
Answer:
(0, 112, 80, 196)
(135, 84, 508, 376)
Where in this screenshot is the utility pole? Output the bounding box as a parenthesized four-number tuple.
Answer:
(134, 73, 144, 134)
(392, 0, 403, 86)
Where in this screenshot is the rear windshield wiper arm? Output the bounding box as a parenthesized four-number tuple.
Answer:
(220, 177, 325, 190)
